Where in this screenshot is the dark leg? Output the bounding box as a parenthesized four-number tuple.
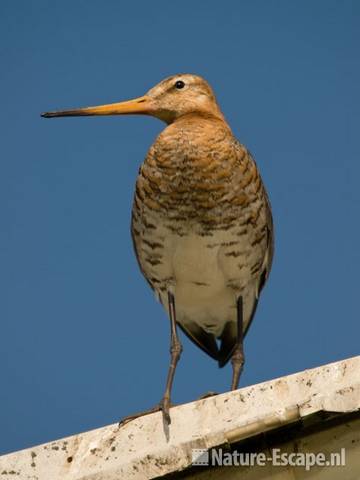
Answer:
(160, 291, 183, 424)
(119, 292, 181, 428)
(231, 296, 245, 390)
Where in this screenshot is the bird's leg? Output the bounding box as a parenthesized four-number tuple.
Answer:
(160, 291, 183, 425)
(119, 292, 181, 428)
(231, 296, 245, 390)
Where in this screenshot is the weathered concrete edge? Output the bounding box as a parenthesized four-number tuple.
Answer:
(0, 355, 359, 480)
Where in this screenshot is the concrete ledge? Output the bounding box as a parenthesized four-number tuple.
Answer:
(1, 355, 359, 479)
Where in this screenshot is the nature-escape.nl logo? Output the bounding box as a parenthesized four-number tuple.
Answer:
(191, 448, 346, 471)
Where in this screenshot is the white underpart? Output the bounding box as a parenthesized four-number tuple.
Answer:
(155, 231, 257, 337)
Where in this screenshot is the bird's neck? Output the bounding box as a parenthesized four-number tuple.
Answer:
(170, 111, 230, 131)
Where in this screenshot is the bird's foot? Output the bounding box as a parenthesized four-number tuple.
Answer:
(118, 400, 175, 428)
(118, 404, 162, 427)
(197, 391, 219, 400)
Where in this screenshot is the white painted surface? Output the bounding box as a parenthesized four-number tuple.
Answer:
(0, 356, 359, 479)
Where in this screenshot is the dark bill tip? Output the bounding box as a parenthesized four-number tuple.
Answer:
(41, 110, 83, 118)
(41, 111, 70, 118)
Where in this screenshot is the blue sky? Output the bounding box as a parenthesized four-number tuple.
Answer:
(1, 1, 359, 454)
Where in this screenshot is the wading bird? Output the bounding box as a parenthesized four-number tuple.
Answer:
(42, 74, 274, 425)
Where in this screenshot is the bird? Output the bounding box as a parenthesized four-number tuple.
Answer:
(42, 74, 274, 425)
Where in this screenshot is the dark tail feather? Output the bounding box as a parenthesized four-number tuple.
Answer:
(178, 321, 219, 361)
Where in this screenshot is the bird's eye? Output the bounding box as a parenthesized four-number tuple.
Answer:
(175, 80, 185, 89)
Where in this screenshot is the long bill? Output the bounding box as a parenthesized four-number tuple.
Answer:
(41, 95, 153, 118)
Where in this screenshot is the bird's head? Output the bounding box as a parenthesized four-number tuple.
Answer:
(41, 74, 224, 124)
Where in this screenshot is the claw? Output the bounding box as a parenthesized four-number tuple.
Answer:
(160, 397, 172, 425)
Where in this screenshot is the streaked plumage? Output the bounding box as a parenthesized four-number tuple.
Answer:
(42, 73, 274, 425)
(132, 76, 273, 367)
